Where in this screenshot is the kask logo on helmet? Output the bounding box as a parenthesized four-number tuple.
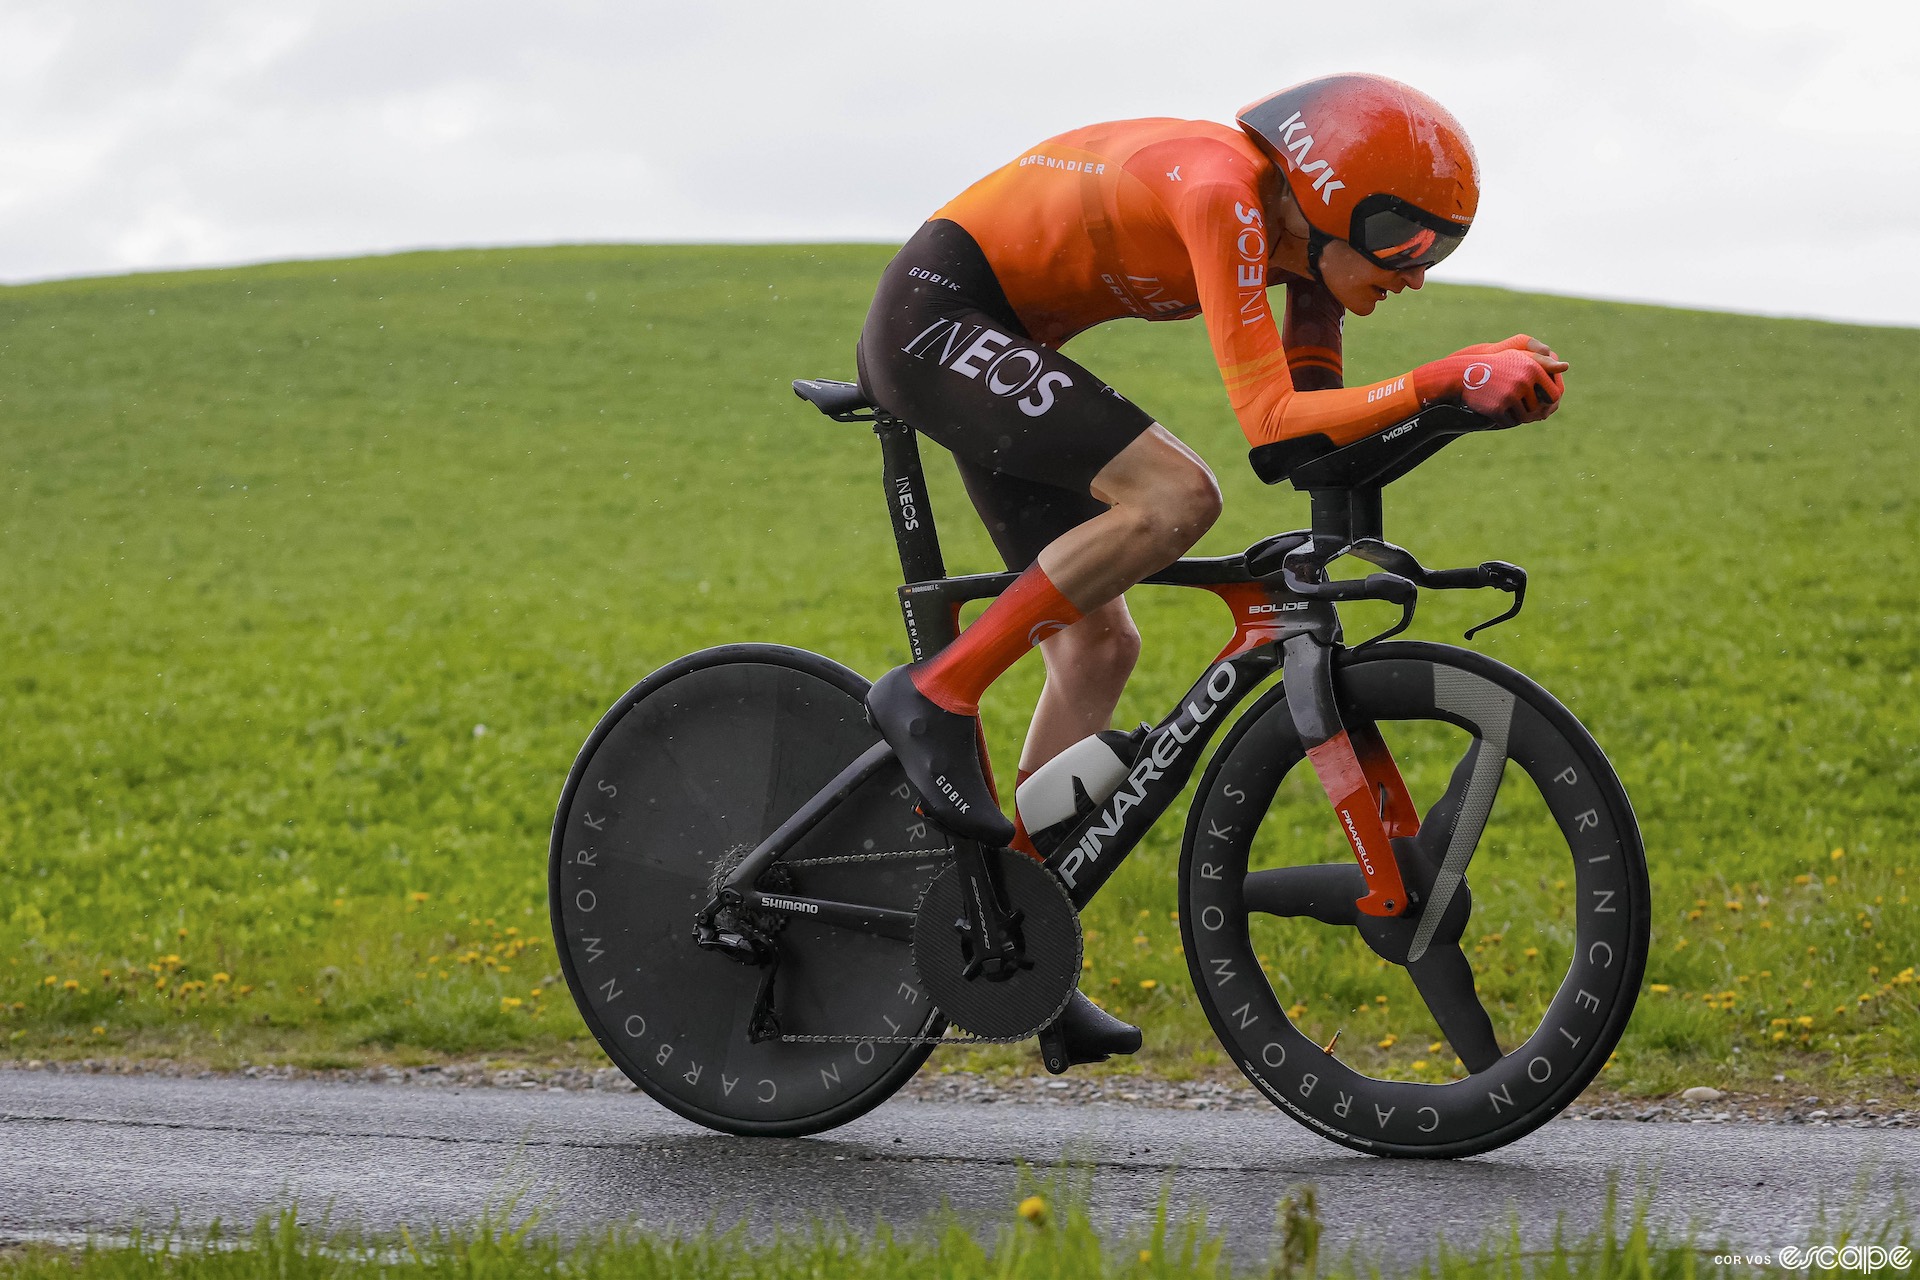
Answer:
(900, 319, 1074, 417)
(1268, 111, 1346, 204)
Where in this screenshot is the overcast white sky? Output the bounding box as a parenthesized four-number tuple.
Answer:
(3, 0, 1917, 326)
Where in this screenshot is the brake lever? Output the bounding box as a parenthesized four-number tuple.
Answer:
(1359, 595, 1418, 648)
(1463, 561, 1527, 640)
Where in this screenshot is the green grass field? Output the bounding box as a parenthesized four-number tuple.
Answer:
(2, 245, 1916, 1098)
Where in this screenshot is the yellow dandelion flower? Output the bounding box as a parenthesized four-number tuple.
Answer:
(500, 996, 523, 1010)
(1429, 1041, 1444, 1053)
(1524, 947, 1540, 959)
(62, 979, 79, 991)
(1649, 983, 1671, 993)
(1796, 1016, 1814, 1027)
(42, 975, 57, 987)
(411, 892, 430, 903)
(212, 973, 229, 984)
(1018, 1196, 1048, 1225)
(1139, 979, 1158, 990)
(1794, 874, 1811, 885)
(92, 1026, 105, 1036)
(1831, 848, 1845, 861)
(1377, 1034, 1397, 1049)
(1081, 958, 1092, 971)
(1413, 1060, 1428, 1070)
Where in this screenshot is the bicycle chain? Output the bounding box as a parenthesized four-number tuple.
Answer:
(773, 844, 1037, 1045)
(778, 1031, 1031, 1045)
(782, 846, 953, 867)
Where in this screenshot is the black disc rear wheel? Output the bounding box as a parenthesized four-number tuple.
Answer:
(1179, 642, 1648, 1158)
(550, 644, 948, 1137)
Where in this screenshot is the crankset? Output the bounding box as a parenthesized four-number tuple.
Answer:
(911, 845, 1081, 1039)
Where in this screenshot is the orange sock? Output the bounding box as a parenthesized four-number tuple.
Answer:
(911, 564, 1082, 716)
(1010, 768, 1039, 859)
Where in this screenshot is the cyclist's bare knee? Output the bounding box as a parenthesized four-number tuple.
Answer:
(1092, 425, 1222, 557)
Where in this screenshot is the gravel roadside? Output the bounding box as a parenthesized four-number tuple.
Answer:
(4, 1056, 1914, 1129)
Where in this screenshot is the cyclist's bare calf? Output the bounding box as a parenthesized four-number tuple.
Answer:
(1024, 601, 1140, 773)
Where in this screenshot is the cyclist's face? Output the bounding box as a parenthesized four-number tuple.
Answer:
(1319, 239, 1426, 317)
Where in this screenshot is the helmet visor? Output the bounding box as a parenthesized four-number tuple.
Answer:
(1350, 196, 1468, 271)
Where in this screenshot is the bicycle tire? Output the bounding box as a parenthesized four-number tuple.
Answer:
(1179, 641, 1648, 1158)
(550, 643, 946, 1137)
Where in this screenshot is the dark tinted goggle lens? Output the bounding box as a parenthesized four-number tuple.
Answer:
(1353, 206, 1467, 270)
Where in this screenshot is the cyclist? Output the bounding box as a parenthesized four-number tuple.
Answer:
(858, 73, 1566, 1064)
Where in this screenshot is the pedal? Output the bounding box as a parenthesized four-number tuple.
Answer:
(1039, 1019, 1071, 1074)
(1038, 992, 1143, 1074)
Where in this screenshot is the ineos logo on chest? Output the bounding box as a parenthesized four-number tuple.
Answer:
(900, 319, 1074, 417)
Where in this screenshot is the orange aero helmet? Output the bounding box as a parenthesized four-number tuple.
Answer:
(1237, 73, 1480, 273)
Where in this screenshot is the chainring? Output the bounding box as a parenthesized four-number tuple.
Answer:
(911, 848, 1081, 1040)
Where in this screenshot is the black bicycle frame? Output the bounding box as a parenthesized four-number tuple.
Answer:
(719, 415, 1352, 925)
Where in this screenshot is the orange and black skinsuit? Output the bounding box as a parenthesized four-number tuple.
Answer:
(858, 117, 1422, 570)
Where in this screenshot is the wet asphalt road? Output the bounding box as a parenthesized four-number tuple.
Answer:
(0, 1071, 1913, 1267)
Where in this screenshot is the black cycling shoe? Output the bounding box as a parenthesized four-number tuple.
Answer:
(1038, 990, 1143, 1074)
(865, 665, 1015, 847)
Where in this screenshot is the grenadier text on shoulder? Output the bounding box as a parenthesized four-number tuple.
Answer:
(1019, 153, 1108, 175)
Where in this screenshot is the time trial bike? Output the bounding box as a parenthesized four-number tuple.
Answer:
(549, 377, 1649, 1159)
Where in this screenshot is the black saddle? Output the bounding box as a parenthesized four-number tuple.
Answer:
(792, 378, 876, 422)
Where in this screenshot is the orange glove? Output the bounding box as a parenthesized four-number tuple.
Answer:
(1452, 334, 1553, 358)
(1413, 338, 1567, 426)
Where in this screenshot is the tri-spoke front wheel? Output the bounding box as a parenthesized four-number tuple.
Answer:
(1179, 642, 1648, 1158)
